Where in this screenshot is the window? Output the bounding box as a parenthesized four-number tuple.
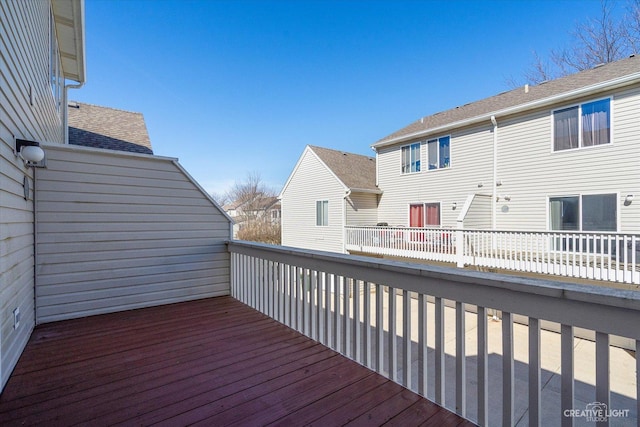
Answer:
(409, 203, 441, 227)
(553, 99, 610, 151)
(316, 200, 328, 226)
(549, 194, 616, 232)
(401, 142, 421, 174)
(427, 136, 450, 170)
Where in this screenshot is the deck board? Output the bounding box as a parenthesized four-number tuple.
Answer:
(0, 296, 474, 426)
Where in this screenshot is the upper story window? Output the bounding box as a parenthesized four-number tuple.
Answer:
(316, 200, 328, 226)
(427, 136, 450, 170)
(553, 98, 610, 151)
(401, 142, 421, 174)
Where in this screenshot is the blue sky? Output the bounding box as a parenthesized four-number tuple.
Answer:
(72, 0, 626, 197)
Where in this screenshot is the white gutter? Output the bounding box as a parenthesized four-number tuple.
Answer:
(373, 71, 640, 149)
(490, 115, 498, 230)
(63, 82, 84, 144)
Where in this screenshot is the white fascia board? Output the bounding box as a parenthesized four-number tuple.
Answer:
(372, 72, 640, 149)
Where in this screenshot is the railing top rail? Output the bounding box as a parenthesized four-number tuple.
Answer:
(344, 225, 640, 237)
(228, 240, 640, 339)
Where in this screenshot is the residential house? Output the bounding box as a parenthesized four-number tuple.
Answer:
(373, 55, 640, 236)
(0, 0, 231, 393)
(224, 195, 280, 239)
(281, 56, 640, 284)
(280, 145, 381, 253)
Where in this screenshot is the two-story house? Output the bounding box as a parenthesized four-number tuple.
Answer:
(281, 55, 640, 284)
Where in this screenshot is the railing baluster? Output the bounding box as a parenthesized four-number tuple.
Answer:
(529, 317, 541, 427)
(456, 301, 466, 417)
(333, 274, 340, 351)
(376, 284, 384, 373)
(418, 293, 428, 397)
(343, 277, 350, 357)
(364, 281, 371, 367)
(561, 324, 574, 427)
(477, 306, 488, 427)
(502, 311, 514, 427)
(403, 290, 411, 389)
(435, 296, 444, 405)
(353, 279, 361, 363)
(596, 332, 610, 427)
(637, 340, 640, 427)
(388, 286, 397, 381)
(310, 270, 317, 340)
(324, 271, 330, 345)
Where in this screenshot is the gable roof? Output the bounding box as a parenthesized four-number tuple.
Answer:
(374, 54, 640, 148)
(68, 102, 153, 154)
(308, 145, 379, 193)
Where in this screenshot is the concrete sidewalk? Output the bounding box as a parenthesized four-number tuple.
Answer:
(369, 293, 638, 426)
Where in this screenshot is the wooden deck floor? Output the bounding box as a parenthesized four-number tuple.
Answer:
(0, 296, 474, 426)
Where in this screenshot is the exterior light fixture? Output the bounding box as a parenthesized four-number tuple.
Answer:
(625, 194, 634, 205)
(15, 139, 45, 166)
(452, 202, 457, 210)
(504, 195, 511, 201)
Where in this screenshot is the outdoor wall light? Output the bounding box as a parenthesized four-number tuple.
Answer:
(15, 139, 45, 166)
(625, 194, 634, 205)
(452, 202, 457, 210)
(503, 195, 512, 201)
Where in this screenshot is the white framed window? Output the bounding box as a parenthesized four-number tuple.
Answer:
(401, 142, 421, 174)
(427, 136, 450, 170)
(549, 193, 617, 232)
(409, 202, 441, 227)
(316, 200, 328, 226)
(553, 98, 611, 151)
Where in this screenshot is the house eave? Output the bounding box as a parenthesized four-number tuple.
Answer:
(52, 0, 86, 83)
(372, 71, 640, 150)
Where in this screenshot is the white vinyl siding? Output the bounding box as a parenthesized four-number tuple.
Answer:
(0, 0, 65, 393)
(376, 125, 494, 228)
(281, 148, 346, 253)
(34, 145, 232, 323)
(345, 192, 379, 226)
(497, 87, 640, 232)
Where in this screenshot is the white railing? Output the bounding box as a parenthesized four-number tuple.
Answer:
(345, 226, 640, 285)
(228, 240, 640, 427)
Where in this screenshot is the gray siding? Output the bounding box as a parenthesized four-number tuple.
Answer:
(345, 192, 379, 226)
(0, 0, 64, 392)
(281, 149, 346, 253)
(35, 145, 232, 323)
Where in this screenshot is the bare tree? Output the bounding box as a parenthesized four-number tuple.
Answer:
(514, 0, 638, 86)
(225, 172, 281, 245)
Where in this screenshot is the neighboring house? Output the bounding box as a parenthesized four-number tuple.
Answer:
(224, 195, 281, 239)
(373, 55, 640, 234)
(282, 55, 640, 249)
(1, 0, 231, 393)
(67, 101, 154, 154)
(280, 145, 381, 253)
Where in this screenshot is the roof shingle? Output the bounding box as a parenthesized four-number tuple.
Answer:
(309, 145, 379, 192)
(68, 102, 153, 154)
(376, 55, 640, 146)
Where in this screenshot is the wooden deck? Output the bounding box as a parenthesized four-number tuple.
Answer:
(0, 296, 474, 426)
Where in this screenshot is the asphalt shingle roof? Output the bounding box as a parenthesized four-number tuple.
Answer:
(309, 145, 379, 192)
(68, 102, 153, 154)
(376, 55, 640, 146)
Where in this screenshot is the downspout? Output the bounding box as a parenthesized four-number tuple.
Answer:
(343, 189, 351, 254)
(491, 115, 498, 230)
(63, 81, 84, 144)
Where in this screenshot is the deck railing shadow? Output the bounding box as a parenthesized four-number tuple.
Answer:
(228, 240, 640, 426)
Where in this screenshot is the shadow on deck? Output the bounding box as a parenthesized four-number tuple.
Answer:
(0, 296, 473, 426)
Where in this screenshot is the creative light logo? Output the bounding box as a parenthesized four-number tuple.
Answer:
(564, 402, 630, 422)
